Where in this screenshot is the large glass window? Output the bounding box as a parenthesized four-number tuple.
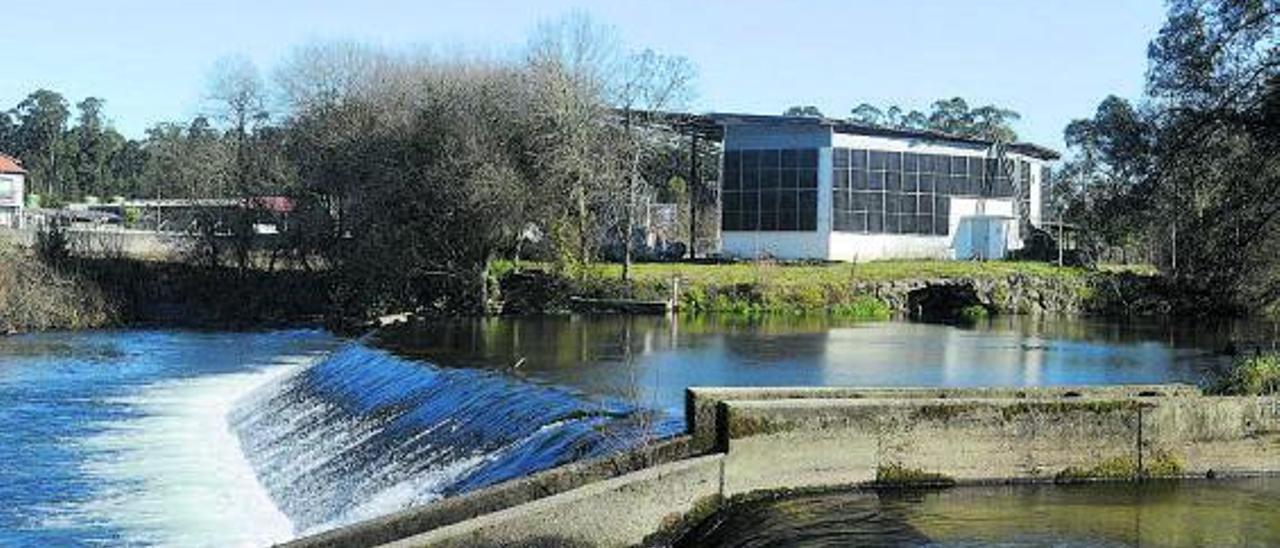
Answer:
(722, 148, 818, 232)
(831, 147, 1023, 236)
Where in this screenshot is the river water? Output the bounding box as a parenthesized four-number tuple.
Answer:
(0, 316, 1274, 546)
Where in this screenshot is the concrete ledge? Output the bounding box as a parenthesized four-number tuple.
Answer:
(383, 454, 724, 548)
(285, 436, 695, 548)
(719, 397, 1146, 495)
(686, 384, 1200, 451)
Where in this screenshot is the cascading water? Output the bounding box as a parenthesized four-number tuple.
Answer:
(229, 343, 683, 536)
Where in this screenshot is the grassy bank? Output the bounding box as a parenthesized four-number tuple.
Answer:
(497, 260, 1104, 321)
(0, 247, 118, 333)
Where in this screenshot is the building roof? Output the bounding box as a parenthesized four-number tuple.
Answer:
(704, 112, 1061, 161)
(0, 154, 27, 175)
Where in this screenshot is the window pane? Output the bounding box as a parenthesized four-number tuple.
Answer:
(916, 215, 933, 235)
(761, 149, 781, 170)
(903, 173, 919, 193)
(885, 152, 902, 172)
(799, 148, 818, 168)
(869, 171, 885, 190)
(853, 169, 868, 191)
(886, 171, 902, 192)
(773, 167, 793, 189)
(934, 214, 949, 236)
(833, 148, 849, 169)
(851, 149, 868, 169)
(852, 212, 868, 232)
(869, 150, 886, 171)
(799, 168, 817, 189)
(886, 193, 900, 215)
(868, 212, 884, 233)
(936, 195, 950, 216)
(901, 215, 916, 234)
(742, 169, 759, 190)
(724, 150, 741, 172)
(903, 152, 919, 173)
(835, 170, 850, 193)
(780, 149, 798, 169)
(919, 195, 933, 214)
(761, 168, 779, 190)
(761, 190, 780, 231)
(901, 194, 917, 215)
(742, 193, 759, 229)
(779, 191, 798, 230)
(799, 190, 817, 230)
(950, 156, 967, 176)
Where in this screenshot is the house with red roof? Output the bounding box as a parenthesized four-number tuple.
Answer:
(0, 154, 27, 228)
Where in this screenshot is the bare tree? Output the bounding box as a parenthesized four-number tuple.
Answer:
(614, 49, 696, 282)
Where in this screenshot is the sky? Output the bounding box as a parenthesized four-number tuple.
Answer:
(0, 1, 1168, 153)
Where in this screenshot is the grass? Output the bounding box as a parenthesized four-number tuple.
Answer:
(494, 259, 1093, 319)
(1209, 354, 1280, 396)
(584, 260, 1088, 287)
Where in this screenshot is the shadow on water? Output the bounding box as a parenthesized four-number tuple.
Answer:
(677, 478, 1280, 547)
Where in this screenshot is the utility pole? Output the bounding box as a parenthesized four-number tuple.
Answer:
(688, 128, 699, 260)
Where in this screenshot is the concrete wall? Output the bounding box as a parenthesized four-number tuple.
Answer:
(384, 455, 724, 548)
(287, 437, 697, 548)
(0, 226, 189, 260)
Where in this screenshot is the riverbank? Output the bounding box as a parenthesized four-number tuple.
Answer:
(0, 249, 329, 335)
(496, 260, 1229, 320)
(0, 247, 118, 333)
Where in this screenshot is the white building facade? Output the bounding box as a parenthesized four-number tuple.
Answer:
(715, 115, 1057, 261)
(0, 154, 26, 229)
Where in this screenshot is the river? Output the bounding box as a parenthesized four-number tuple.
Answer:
(0, 316, 1273, 546)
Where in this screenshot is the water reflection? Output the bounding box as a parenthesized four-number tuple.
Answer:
(374, 315, 1258, 416)
(676, 478, 1280, 547)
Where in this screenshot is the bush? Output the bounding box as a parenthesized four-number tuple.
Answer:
(0, 247, 117, 333)
(1209, 354, 1280, 396)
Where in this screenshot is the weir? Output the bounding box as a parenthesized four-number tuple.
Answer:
(228, 344, 681, 535)
(281, 384, 1280, 547)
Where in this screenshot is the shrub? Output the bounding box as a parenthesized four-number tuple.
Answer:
(1209, 354, 1280, 396)
(957, 304, 990, 324)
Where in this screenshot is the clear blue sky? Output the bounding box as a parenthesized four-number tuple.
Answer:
(1, 0, 1167, 152)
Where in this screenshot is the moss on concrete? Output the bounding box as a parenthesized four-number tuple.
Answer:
(874, 463, 957, 487)
(1000, 400, 1143, 422)
(1053, 451, 1184, 483)
(1144, 451, 1185, 478)
(639, 494, 724, 547)
(726, 414, 792, 439)
(910, 403, 981, 423)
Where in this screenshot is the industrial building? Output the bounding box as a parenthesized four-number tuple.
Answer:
(711, 114, 1058, 261)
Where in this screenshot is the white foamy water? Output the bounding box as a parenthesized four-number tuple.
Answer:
(66, 360, 309, 547)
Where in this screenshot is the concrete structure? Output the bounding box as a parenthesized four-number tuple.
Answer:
(712, 114, 1058, 261)
(0, 154, 26, 228)
(293, 385, 1280, 548)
